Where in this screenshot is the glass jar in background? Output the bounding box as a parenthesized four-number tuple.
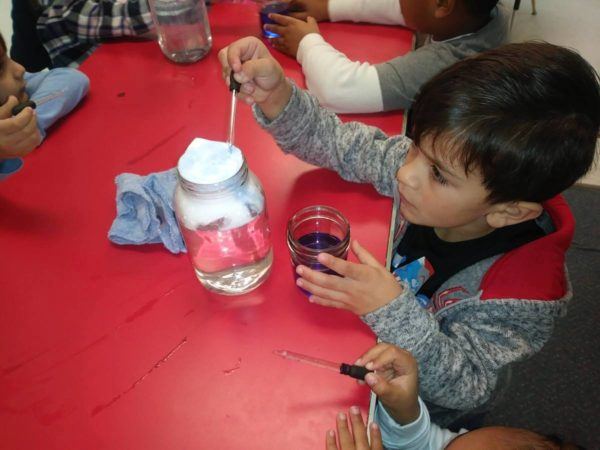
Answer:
(174, 138, 272, 295)
(287, 205, 350, 294)
(148, 0, 212, 63)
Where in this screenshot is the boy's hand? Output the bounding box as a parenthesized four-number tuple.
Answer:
(0, 96, 41, 158)
(288, 0, 330, 22)
(326, 408, 384, 450)
(265, 15, 320, 58)
(218, 36, 292, 119)
(296, 240, 403, 315)
(357, 343, 420, 425)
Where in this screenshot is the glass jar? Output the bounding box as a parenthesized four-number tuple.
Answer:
(287, 205, 350, 293)
(148, 0, 212, 63)
(174, 139, 272, 295)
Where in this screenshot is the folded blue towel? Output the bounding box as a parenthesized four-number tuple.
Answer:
(108, 168, 186, 254)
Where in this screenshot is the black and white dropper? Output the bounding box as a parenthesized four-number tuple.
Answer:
(274, 349, 373, 380)
(227, 71, 242, 148)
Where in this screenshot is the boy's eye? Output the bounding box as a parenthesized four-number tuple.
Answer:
(431, 165, 448, 185)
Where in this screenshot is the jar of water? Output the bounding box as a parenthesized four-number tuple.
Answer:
(174, 138, 273, 295)
(148, 0, 212, 63)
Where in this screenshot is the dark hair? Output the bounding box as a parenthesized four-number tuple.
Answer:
(462, 0, 499, 17)
(0, 32, 6, 53)
(411, 42, 600, 204)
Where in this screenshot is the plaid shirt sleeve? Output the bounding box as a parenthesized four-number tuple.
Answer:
(37, 0, 154, 67)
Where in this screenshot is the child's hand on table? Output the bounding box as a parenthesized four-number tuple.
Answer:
(326, 344, 420, 449)
(0, 96, 41, 158)
(296, 240, 403, 315)
(218, 37, 292, 120)
(357, 343, 420, 426)
(326, 408, 384, 450)
(265, 14, 320, 58)
(288, 0, 330, 22)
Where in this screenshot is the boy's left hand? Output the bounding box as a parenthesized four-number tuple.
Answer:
(264, 14, 320, 58)
(296, 240, 403, 315)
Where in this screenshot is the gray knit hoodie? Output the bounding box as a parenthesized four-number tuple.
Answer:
(255, 85, 572, 426)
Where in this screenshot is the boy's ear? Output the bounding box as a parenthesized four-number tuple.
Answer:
(485, 201, 543, 229)
(434, 0, 456, 18)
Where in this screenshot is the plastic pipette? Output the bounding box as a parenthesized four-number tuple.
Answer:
(227, 71, 241, 147)
(273, 349, 372, 380)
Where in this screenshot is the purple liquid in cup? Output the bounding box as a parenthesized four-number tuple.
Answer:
(260, 2, 290, 38)
(292, 232, 343, 296)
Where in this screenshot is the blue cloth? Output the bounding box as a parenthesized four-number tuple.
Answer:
(108, 168, 186, 254)
(1, 68, 89, 180)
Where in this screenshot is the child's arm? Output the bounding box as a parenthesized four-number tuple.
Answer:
(38, 0, 154, 42)
(290, 0, 404, 25)
(297, 38, 464, 113)
(353, 343, 460, 450)
(302, 251, 558, 411)
(329, 0, 404, 25)
(266, 16, 384, 113)
(219, 37, 411, 197)
(298, 34, 385, 113)
(362, 288, 557, 411)
(25, 68, 90, 139)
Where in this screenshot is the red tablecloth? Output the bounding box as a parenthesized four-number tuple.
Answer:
(0, 4, 413, 449)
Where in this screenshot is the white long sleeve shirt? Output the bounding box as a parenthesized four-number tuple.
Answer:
(296, 0, 508, 113)
(375, 398, 467, 450)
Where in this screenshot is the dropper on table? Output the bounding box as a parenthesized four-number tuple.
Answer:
(273, 349, 373, 380)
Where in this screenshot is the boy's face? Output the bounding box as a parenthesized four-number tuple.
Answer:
(396, 135, 493, 237)
(0, 45, 28, 105)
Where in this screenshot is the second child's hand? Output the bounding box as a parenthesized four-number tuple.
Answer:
(357, 343, 421, 426)
(265, 14, 320, 58)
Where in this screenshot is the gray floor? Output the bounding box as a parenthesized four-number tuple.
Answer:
(484, 186, 600, 449)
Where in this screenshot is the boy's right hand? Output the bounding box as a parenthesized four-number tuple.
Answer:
(357, 343, 420, 426)
(0, 96, 41, 159)
(218, 37, 292, 120)
(288, 0, 330, 22)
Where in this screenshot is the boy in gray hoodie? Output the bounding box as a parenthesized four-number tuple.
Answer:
(218, 38, 600, 425)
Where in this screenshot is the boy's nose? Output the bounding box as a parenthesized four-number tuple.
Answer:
(396, 161, 420, 190)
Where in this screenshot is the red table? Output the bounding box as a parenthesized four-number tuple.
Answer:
(0, 5, 412, 449)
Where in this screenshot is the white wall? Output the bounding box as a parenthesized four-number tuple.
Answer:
(0, 0, 13, 48)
